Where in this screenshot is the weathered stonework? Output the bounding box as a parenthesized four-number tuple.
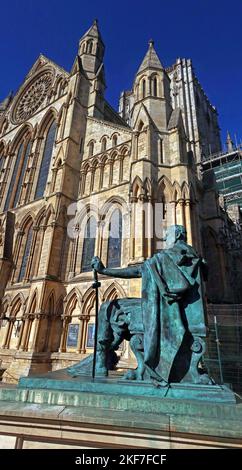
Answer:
(0, 20, 240, 383)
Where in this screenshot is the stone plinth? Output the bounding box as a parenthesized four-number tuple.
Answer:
(0, 368, 240, 448)
(17, 369, 236, 404)
(0, 381, 241, 449)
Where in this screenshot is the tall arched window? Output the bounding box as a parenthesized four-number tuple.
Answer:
(13, 140, 31, 207)
(107, 209, 122, 268)
(142, 79, 146, 98)
(18, 225, 33, 282)
(153, 77, 158, 97)
(101, 137, 107, 152)
(112, 135, 118, 147)
(8, 299, 22, 350)
(4, 136, 31, 211)
(161, 195, 166, 220)
(35, 121, 56, 199)
(88, 141, 94, 157)
(87, 40, 93, 54)
(159, 138, 163, 164)
(0, 147, 4, 174)
(138, 120, 144, 132)
(5, 142, 23, 210)
(81, 216, 97, 273)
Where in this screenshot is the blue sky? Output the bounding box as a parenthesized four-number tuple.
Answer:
(1, 0, 242, 147)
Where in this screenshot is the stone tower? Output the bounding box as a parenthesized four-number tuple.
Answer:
(0, 21, 237, 383)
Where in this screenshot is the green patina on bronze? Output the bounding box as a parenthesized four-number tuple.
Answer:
(69, 225, 211, 386)
(17, 224, 236, 404)
(18, 371, 236, 404)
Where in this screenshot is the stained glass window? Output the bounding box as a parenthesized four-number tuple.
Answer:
(35, 121, 56, 199)
(18, 226, 33, 282)
(81, 216, 97, 273)
(107, 209, 122, 268)
(4, 142, 24, 211)
(13, 140, 31, 207)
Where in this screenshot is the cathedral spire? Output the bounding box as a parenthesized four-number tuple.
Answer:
(79, 19, 104, 44)
(226, 131, 234, 152)
(78, 19, 105, 77)
(136, 40, 163, 76)
(131, 39, 172, 132)
(75, 20, 106, 118)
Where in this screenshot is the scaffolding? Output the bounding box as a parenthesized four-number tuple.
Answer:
(206, 304, 242, 395)
(201, 148, 242, 395)
(201, 146, 242, 208)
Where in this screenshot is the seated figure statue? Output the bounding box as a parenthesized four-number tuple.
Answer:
(91, 225, 211, 385)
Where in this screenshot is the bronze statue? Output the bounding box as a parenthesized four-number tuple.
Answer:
(90, 225, 211, 385)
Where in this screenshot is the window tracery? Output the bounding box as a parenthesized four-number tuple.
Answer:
(4, 135, 32, 211)
(107, 209, 122, 268)
(18, 225, 33, 282)
(35, 120, 56, 199)
(81, 216, 97, 273)
(12, 71, 53, 124)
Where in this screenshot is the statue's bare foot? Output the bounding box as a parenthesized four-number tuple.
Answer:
(123, 368, 144, 380)
(198, 373, 214, 385)
(151, 378, 168, 388)
(123, 369, 138, 380)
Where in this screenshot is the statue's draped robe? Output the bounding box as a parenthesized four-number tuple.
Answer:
(67, 241, 208, 381)
(142, 241, 206, 382)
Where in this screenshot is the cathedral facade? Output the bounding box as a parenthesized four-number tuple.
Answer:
(0, 21, 238, 382)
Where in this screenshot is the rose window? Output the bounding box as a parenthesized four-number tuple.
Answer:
(12, 71, 53, 124)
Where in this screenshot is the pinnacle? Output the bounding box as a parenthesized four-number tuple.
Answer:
(137, 41, 163, 75)
(80, 18, 103, 43)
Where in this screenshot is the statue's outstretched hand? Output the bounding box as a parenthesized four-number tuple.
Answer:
(91, 256, 105, 274)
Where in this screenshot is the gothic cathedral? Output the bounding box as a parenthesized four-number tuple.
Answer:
(0, 21, 238, 382)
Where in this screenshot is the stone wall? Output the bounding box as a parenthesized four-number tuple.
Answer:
(0, 21, 239, 383)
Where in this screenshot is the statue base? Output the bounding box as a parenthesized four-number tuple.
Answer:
(0, 368, 240, 449)
(17, 368, 236, 404)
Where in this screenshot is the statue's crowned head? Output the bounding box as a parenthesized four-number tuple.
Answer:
(164, 225, 187, 248)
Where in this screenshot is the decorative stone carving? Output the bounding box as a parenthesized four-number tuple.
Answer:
(11, 70, 54, 124)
